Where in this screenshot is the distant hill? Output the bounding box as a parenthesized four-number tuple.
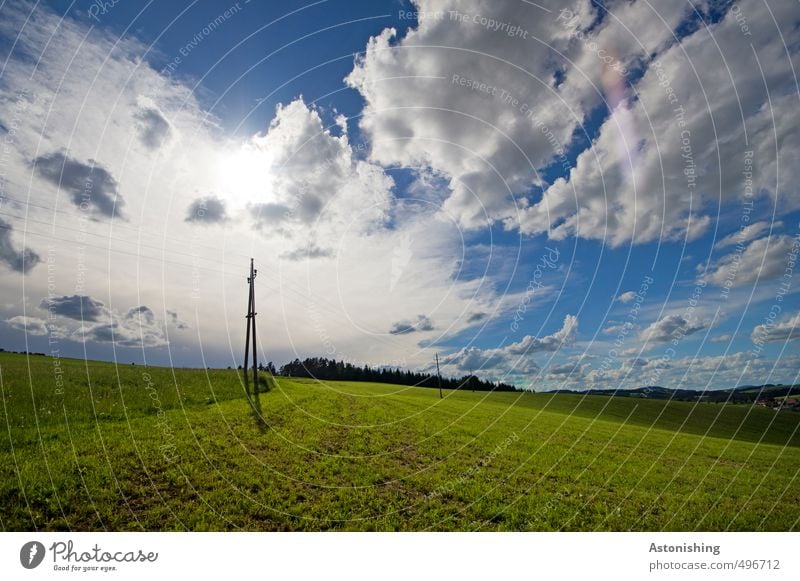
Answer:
(548, 384, 800, 406)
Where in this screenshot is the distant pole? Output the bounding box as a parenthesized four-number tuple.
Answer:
(244, 259, 259, 388)
(435, 353, 443, 399)
(469, 368, 474, 392)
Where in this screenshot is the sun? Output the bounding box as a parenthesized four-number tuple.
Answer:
(216, 144, 271, 205)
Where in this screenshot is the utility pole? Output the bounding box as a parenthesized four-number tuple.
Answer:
(469, 368, 475, 392)
(243, 258, 258, 389)
(435, 353, 443, 399)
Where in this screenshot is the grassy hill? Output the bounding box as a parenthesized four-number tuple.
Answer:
(1, 352, 798, 531)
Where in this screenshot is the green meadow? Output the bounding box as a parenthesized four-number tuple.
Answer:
(1, 351, 798, 531)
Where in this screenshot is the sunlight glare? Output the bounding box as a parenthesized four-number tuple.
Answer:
(216, 144, 271, 205)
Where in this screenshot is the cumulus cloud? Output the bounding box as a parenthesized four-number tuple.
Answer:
(582, 351, 800, 391)
(639, 314, 707, 344)
(134, 104, 172, 149)
(520, 0, 800, 245)
(752, 312, 799, 344)
(443, 314, 578, 374)
(714, 221, 779, 250)
(32, 151, 125, 219)
(72, 304, 168, 348)
(5, 315, 66, 338)
(126, 305, 156, 325)
(166, 310, 190, 330)
(389, 314, 435, 335)
(507, 314, 578, 354)
(185, 195, 229, 224)
(0, 218, 40, 273)
(705, 235, 796, 287)
(72, 321, 166, 348)
(347, 0, 800, 245)
(616, 291, 637, 303)
(22, 299, 186, 348)
(245, 98, 393, 249)
(346, 0, 593, 230)
(545, 358, 592, 380)
(40, 295, 107, 321)
(710, 334, 733, 344)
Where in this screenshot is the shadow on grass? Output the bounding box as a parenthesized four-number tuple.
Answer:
(243, 372, 274, 432)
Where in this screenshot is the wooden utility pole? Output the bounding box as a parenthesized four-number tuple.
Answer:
(243, 258, 258, 388)
(435, 353, 443, 399)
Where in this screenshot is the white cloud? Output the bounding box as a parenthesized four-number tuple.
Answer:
(245, 98, 394, 255)
(5, 297, 182, 349)
(524, 0, 800, 245)
(752, 312, 799, 344)
(0, 3, 522, 368)
(347, 0, 800, 246)
(580, 351, 800, 391)
(639, 314, 707, 344)
(7, 299, 192, 349)
(5, 315, 66, 338)
(0, 218, 40, 273)
(71, 304, 173, 348)
(603, 321, 636, 335)
(1, 0, 797, 387)
(705, 235, 795, 287)
(442, 314, 578, 375)
(714, 221, 780, 250)
(134, 103, 172, 150)
(346, 0, 596, 230)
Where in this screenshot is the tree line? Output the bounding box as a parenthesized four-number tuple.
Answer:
(255, 357, 518, 392)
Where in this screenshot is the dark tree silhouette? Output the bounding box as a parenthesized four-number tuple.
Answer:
(277, 357, 517, 392)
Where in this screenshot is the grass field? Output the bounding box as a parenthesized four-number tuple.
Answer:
(1, 351, 798, 531)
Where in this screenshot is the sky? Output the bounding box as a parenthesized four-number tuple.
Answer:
(0, 0, 798, 391)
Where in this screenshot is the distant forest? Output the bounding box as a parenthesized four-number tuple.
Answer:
(256, 357, 518, 392)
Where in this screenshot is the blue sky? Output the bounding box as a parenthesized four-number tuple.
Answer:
(1, 0, 798, 390)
